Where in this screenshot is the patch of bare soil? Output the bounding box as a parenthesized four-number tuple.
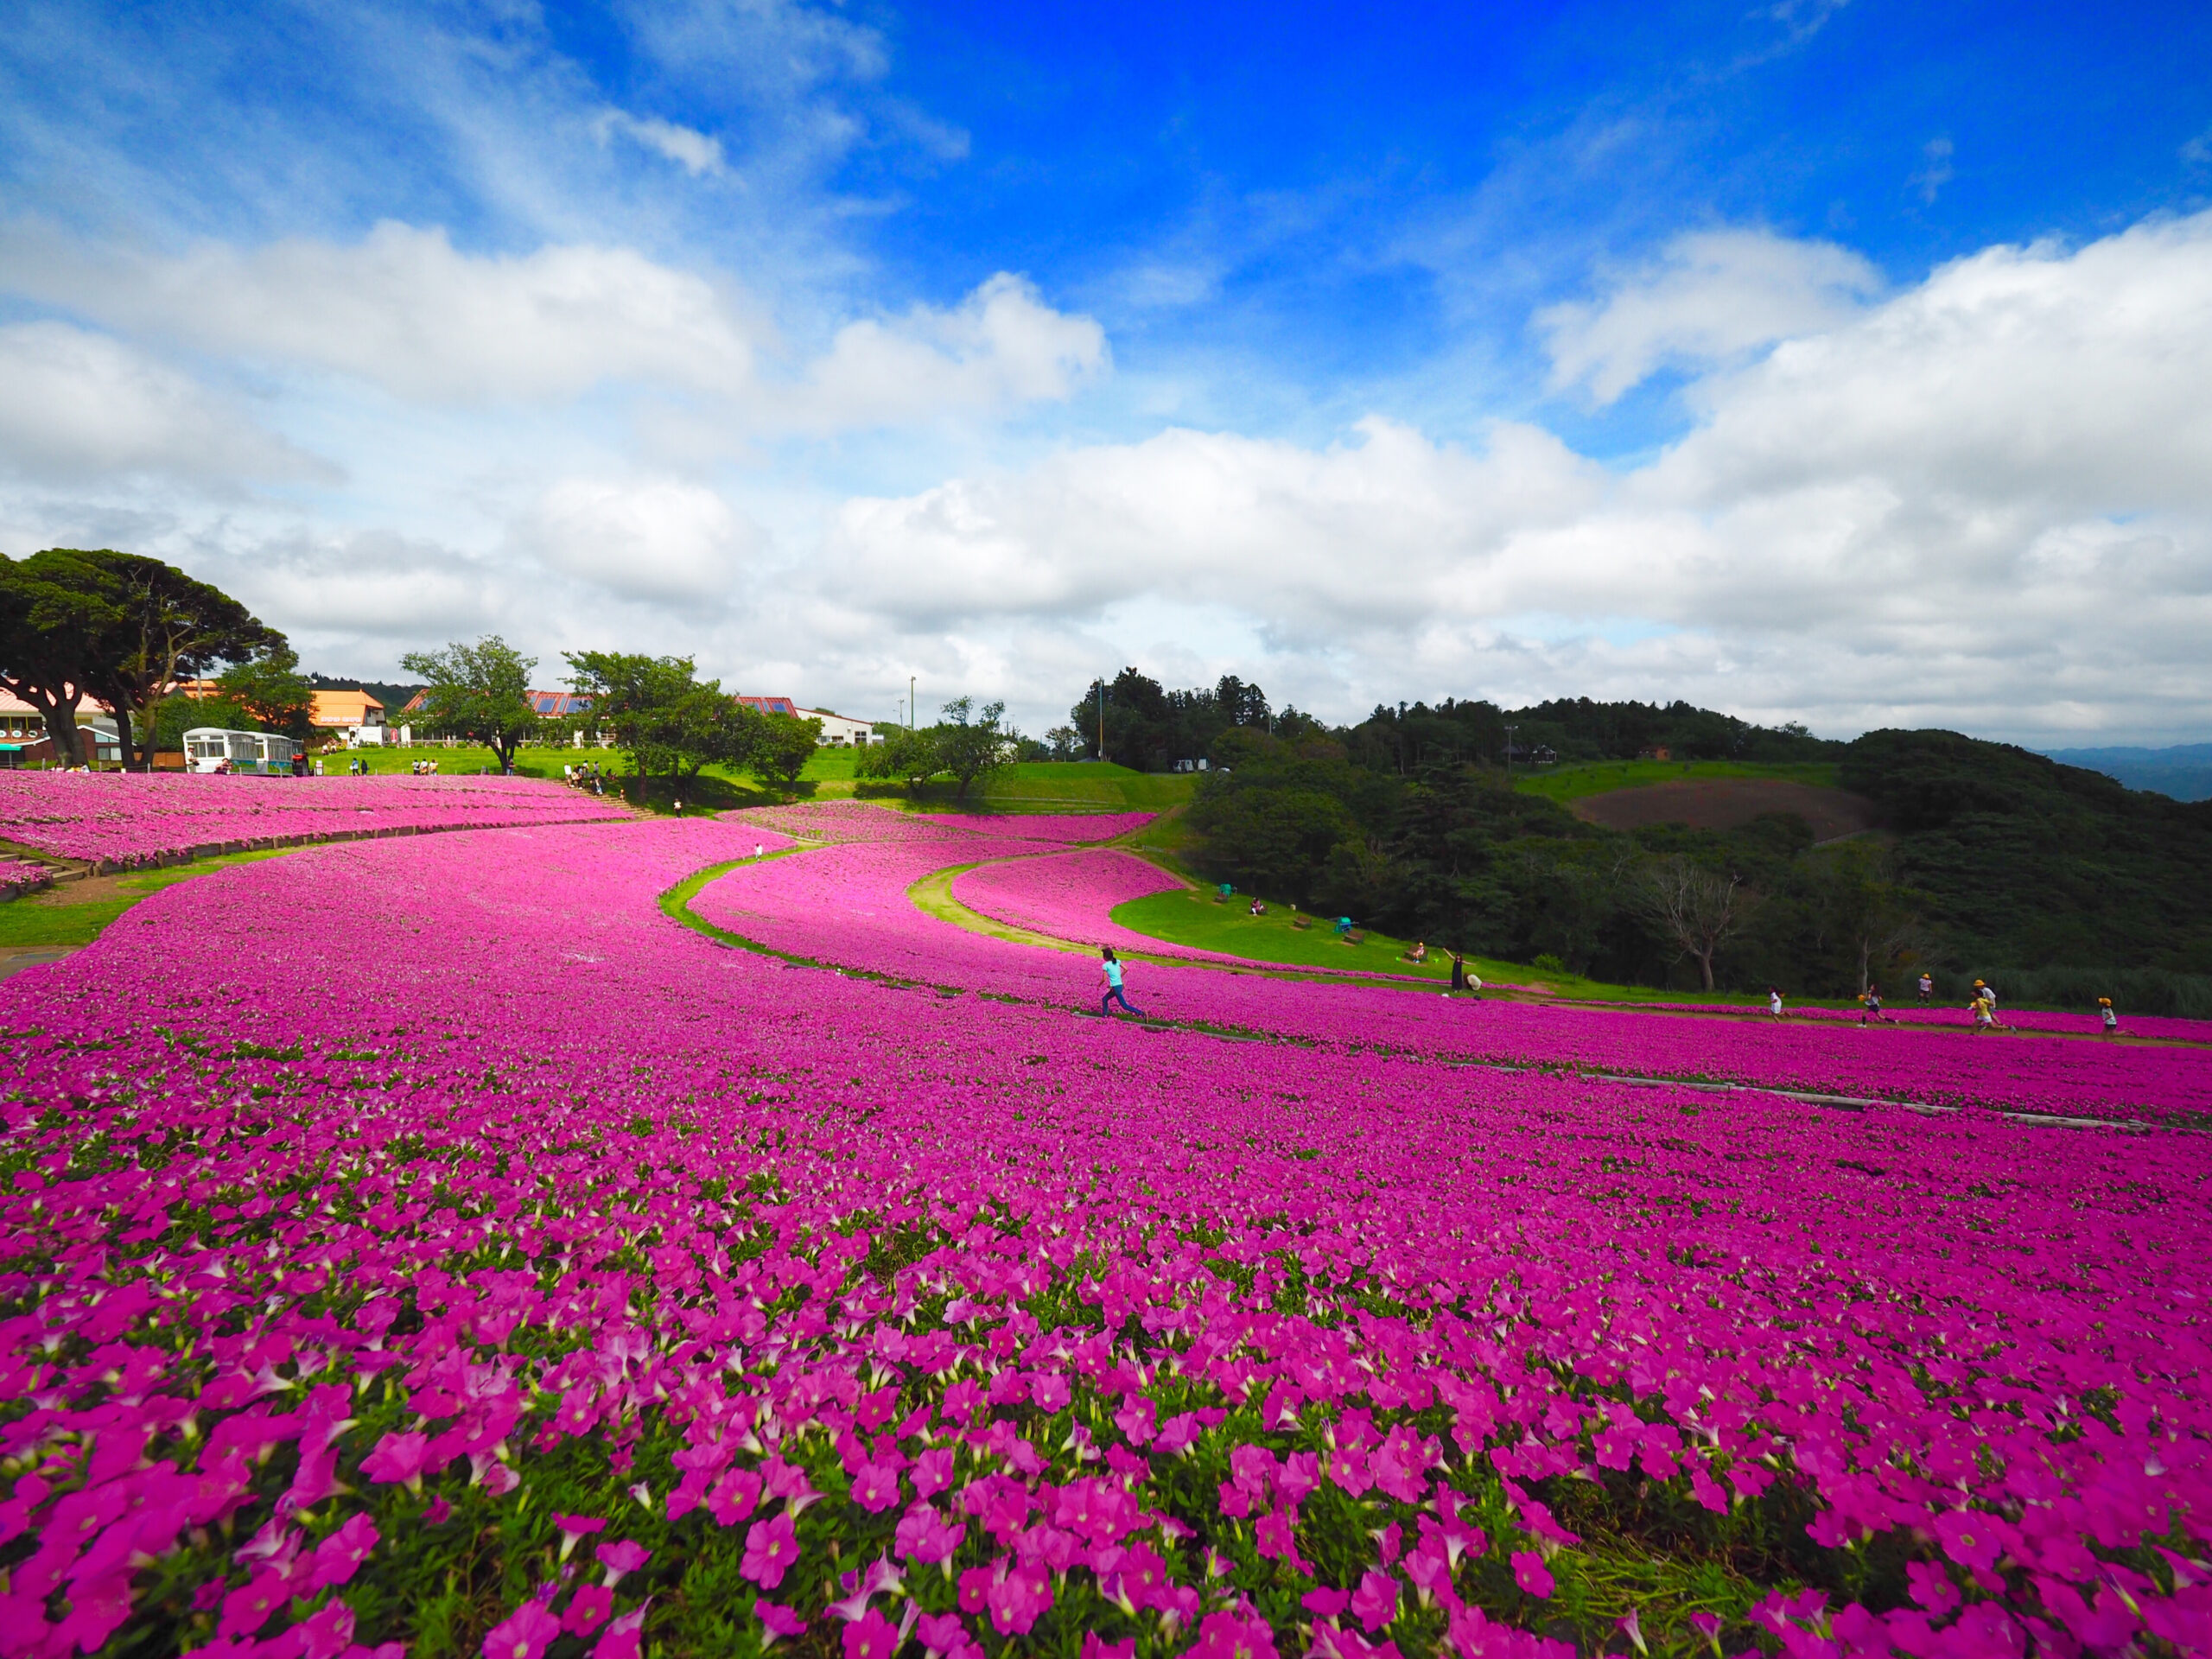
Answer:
(1571, 779, 1884, 842)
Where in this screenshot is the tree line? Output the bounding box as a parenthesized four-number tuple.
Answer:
(0, 550, 830, 792)
(1084, 670, 2210, 1009)
(399, 639, 825, 793)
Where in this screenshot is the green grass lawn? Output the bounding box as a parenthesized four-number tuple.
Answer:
(899, 762, 1198, 814)
(0, 848, 298, 950)
(327, 747, 1182, 817)
(1109, 883, 1781, 1004)
(1512, 757, 1841, 804)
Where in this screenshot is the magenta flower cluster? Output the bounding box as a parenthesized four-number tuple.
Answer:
(732, 802, 1154, 847)
(1636, 998, 2212, 1044)
(951, 849, 1268, 963)
(0, 857, 54, 900)
(1, 808, 2209, 1657)
(0, 772, 629, 868)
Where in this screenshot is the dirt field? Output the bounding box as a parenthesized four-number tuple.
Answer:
(1570, 777, 1884, 841)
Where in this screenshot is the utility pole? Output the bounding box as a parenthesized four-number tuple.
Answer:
(909, 676, 915, 731)
(1097, 678, 1105, 763)
(1504, 722, 1517, 777)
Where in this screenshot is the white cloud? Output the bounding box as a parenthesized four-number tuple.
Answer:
(798, 274, 1109, 430)
(813, 213, 2212, 742)
(827, 416, 1596, 631)
(0, 222, 760, 405)
(1537, 228, 1883, 403)
(0, 321, 331, 485)
(511, 477, 765, 604)
(593, 111, 728, 178)
(216, 530, 505, 639)
(0, 226, 1105, 438)
(1909, 137, 1955, 206)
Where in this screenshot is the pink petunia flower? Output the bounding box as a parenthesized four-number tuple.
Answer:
(741, 1510, 801, 1590)
(482, 1599, 563, 1659)
(1511, 1549, 1554, 1599)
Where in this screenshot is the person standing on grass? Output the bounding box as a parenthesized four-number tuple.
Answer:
(1770, 987, 1785, 1019)
(1100, 947, 1146, 1018)
(2100, 996, 2120, 1036)
(1917, 972, 1933, 1005)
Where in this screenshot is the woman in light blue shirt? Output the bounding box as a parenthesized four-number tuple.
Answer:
(1100, 947, 1146, 1018)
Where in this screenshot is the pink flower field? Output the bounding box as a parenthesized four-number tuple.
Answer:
(1635, 999, 2212, 1045)
(950, 849, 1216, 957)
(0, 771, 631, 869)
(731, 802, 1153, 846)
(3, 804, 2209, 1658)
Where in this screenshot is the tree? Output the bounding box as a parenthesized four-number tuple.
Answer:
(857, 727, 942, 794)
(1042, 725, 1084, 761)
(67, 551, 280, 771)
(563, 652, 752, 790)
(3, 550, 276, 769)
(151, 688, 253, 752)
(0, 550, 108, 766)
(216, 644, 315, 740)
(749, 712, 823, 794)
(401, 637, 543, 774)
(934, 697, 1012, 800)
(1805, 842, 1931, 995)
(1636, 855, 1755, 991)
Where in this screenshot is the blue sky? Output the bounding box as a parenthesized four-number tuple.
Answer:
(3, 0, 2210, 741)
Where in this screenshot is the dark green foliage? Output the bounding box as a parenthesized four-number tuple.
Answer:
(308, 674, 427, 717)
(1, 549, 281, 768)
(150, 690, 256, 751)
(1184, 719, 2209, 997)
(857, 726, 946, 792)
(1071, 670, 1280, 768)
(1494, 697, 1842, 765)
(1841, 728, 2212, 982)
(747, 711, 823, 792)
(216, 643, 316, 740)
(933, 696, 1012, 799)
(563, 650, 753, 789)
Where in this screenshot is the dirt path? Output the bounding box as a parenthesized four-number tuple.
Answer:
(0, 947, 77, 982)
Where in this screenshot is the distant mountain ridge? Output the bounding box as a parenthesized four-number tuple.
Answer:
(2043, 743, 2212, 802)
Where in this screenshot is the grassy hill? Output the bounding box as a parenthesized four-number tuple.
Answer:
(1512, 757, 1840, 804)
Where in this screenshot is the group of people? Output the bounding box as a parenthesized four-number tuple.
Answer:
(406, 759, 442, 776)
(563, 763, 609, 795)
(1404, 939, 1482, 996)
(1760, 974, 2126, 1035)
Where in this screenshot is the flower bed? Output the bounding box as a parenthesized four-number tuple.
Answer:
(0, 857, 54, 900)
(729, 801, 1151, 845)
(952, 849, 1208, 953)
(3, 821, 2210, 1657)
(1626, 997, 2212, 1045)
(700, 839, 2212, 1124)
(0, 770, 632, 868)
